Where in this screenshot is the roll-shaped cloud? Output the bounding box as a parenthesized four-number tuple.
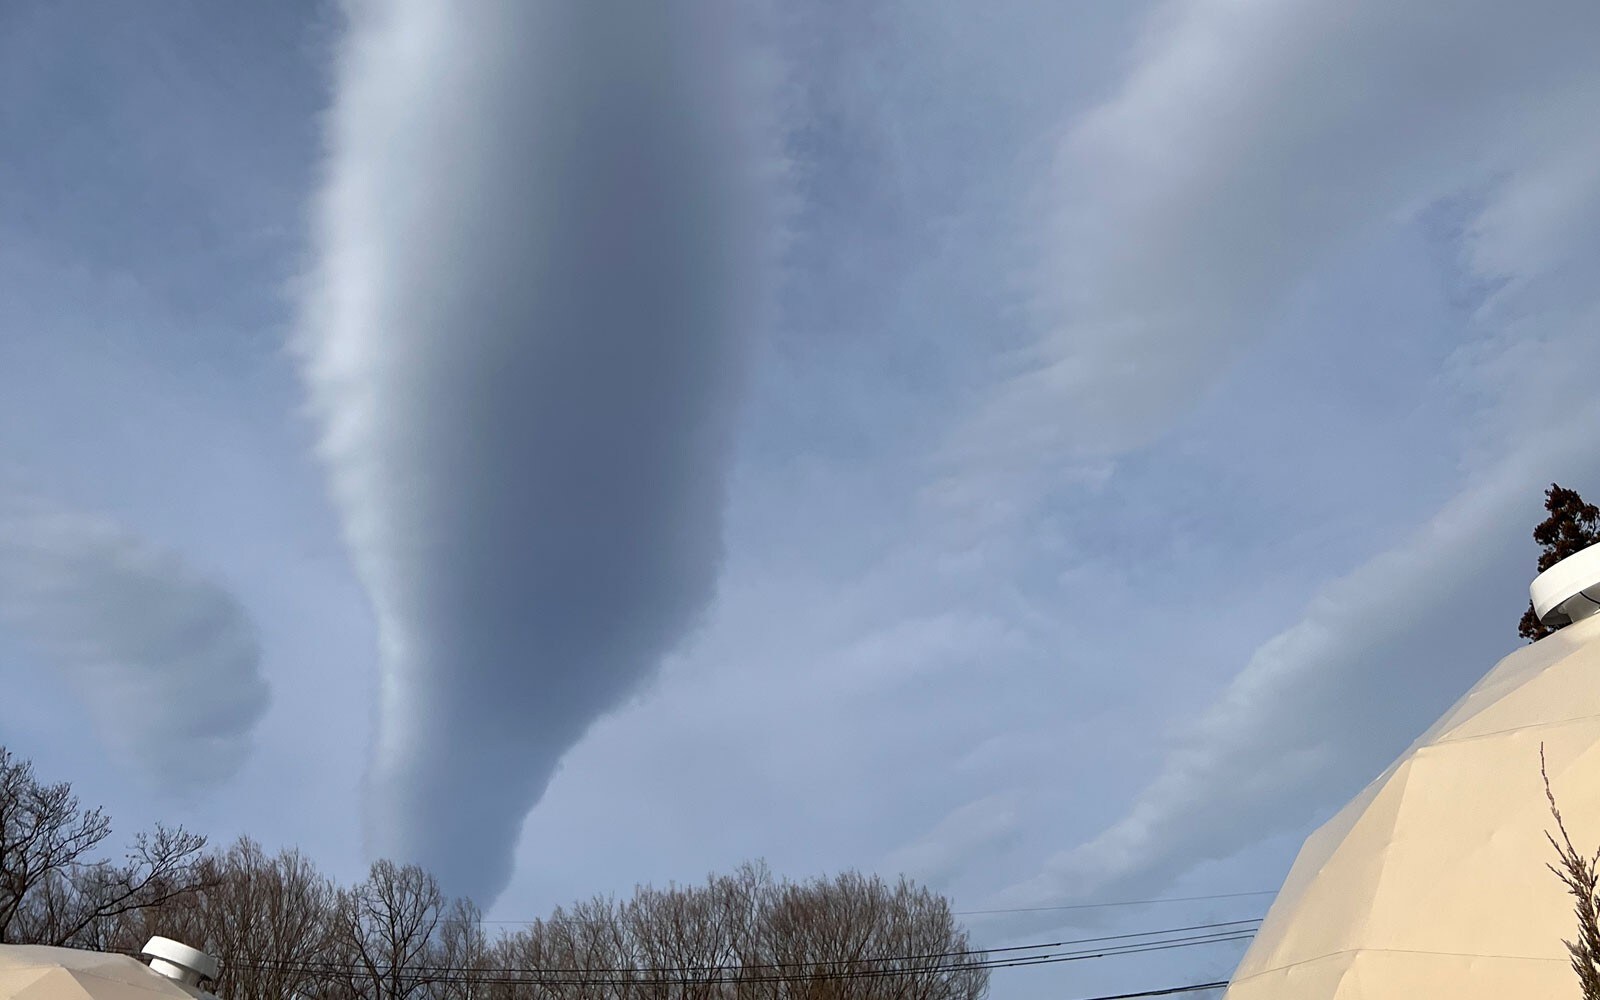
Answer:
(298, 0, 775, 903)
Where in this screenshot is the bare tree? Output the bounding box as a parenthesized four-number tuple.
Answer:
(1545, 745, 1600, 998)
(0, 746, 208, 947)
(112, 838, 338, 1000)
(0, 746, 110, 942)
(429, 898, 490, 1000)
(6, 745, 982, 1000)
(755, 871, 986, 1000)
(335, 860, 446, 1000)
(525, 897, 638, 1000)
(490, 862, 986, 1000)
(625, 880, 735, 1000)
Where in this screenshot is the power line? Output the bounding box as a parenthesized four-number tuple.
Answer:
(211, 926, 1257, 987)
(206, 918, 1260, 979)
(1065, 983, 1229, 1000)
(217, 946, 1244, 988)
(220, 936, 1256, 988)
(954, 891, 1276, 915)
(220, 931, 1254, 981)
(462, 890, 1277, 924)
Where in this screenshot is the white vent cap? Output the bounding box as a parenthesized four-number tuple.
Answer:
(1531, 544, 1600, 628)
(142, 937, 219, 986)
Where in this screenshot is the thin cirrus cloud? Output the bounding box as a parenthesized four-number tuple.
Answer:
(0, 496, 268, 791)
(297, 0, 777, 904)
(978, 0, 1600, 923)
(972, 0, 1600, 463)
(986, 448, 1565, 918)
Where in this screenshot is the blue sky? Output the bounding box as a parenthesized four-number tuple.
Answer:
(4, 1, 1600, 997)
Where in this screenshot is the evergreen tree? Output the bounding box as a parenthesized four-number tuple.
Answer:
(1519, 484, 1600, 641)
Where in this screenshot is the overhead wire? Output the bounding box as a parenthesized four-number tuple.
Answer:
(200, 917, 1260, 979)
(215, 940, 1252, 988)
(953, 891, 1276, 915)
(193, 915, 1254, 972)
(204, 924, 1258, 987)
(1063, 983, 1229, 1000)
(461, 890, 1277, 924)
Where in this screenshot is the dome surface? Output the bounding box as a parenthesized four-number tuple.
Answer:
(0, 945, 214, 1000)
(1226, 611, 1600, 998)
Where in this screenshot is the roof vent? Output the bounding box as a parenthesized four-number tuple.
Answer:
(142, 937, 220, 987)
(1531, 544, 1600, 628)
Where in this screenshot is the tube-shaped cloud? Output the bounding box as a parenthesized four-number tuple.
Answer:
(299, 1, 771, 903)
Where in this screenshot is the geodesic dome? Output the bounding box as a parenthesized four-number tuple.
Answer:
(0, 945, 215, 1000)
(1225, 610, 1600, 998)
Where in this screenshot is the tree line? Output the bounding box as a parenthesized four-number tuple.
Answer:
(0, 747, 987, 1000)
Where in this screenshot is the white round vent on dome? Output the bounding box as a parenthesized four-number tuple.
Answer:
(142, 937, 220, 986)
(1530, 543, 1600, 628)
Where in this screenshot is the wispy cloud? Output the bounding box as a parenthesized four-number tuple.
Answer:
(987, 445, 1579, 914)
(0, 497, 268, 790)
(883, 791, 1024, 891)
(978, 0, 1600, 459)
(981, 0, 1600, 921)
(297, 0, 778, 903)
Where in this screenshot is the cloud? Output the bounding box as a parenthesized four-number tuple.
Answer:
(976, 0, 1600, 459)
(297, 0, 777, 903)
(0, 497, 268, 790)
(882, 792, 1023, 890)
(979, 0, 1600, 922)
(986, 448, 1571, 914)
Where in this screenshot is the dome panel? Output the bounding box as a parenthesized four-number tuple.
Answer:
(1225, 623, 1600, 999)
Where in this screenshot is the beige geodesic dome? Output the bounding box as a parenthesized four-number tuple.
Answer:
(1225, 608, 1600, 998)
(0, 947, 213, 1000)
(0, 940, 219, 1000)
